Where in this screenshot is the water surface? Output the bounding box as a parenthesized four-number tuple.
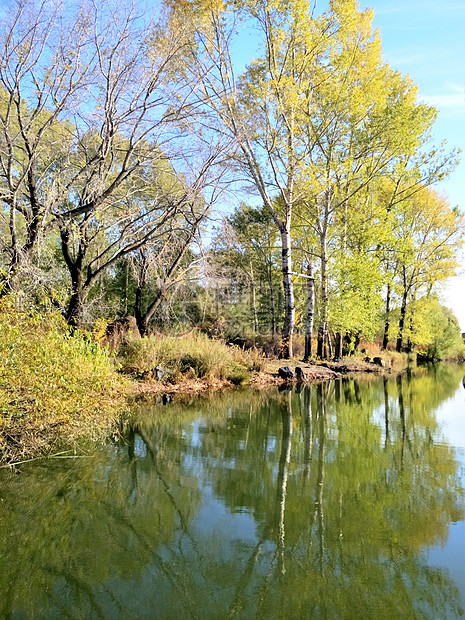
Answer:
(1, 364, 465, 619)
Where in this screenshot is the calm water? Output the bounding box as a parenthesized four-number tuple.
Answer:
(1, 364, 465, 619)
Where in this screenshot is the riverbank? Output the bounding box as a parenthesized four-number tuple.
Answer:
(0, 308, 129, 467)
(0, 306, 405, 466)
(127, 357, 395, 398)
(1, 355, 396, 466)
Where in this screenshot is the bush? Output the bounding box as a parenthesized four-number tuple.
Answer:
(0, 299, 128, 462)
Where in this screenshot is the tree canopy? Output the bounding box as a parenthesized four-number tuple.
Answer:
(0, 0, 462, 357)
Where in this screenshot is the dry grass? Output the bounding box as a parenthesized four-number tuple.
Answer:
(117, 331, 262, 385)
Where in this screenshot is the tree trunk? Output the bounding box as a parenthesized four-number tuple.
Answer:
(406, 315, 414, 353)
(327, 332, 333, 359)
(334, 332, 343, 358)
(250, 261, 259, 332)
(135, 286, 165, 337)
(317, 248, 328, 359)
(382, 283, 391, 350)
(65, 287, 87, 326)
(396, 285, 408, 353)
(279, 224, 295, 359)
(269, 263, 277, 335)
(304, 262, 315, 361)
(134, 284, 146, 336)
(317, 323, 325, 359)
(317, 204, 329, 360)
(61, 227, 88, 326)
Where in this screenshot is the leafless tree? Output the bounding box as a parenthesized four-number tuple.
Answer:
(0, 0, 229, 321)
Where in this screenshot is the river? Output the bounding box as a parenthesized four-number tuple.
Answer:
(1, 363, 464, 619)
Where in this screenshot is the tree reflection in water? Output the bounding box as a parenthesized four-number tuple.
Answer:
(0, 365, 464, 619)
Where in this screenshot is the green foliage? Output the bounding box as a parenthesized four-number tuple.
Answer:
(118, 331, 257, 384)
(0, 298, 128, 462)
(383, 295, 464, 360)
(416, 298, 465, 360)
(0, 0, 462, 362)
(329, 251, 384, 338)
(209, 203, 283, 337)
(209, 203, 283, 345)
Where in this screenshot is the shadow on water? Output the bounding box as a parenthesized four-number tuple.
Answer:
(0, 364, 465, 619)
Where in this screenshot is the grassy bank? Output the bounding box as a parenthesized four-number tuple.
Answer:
(117, 331, 264, 384)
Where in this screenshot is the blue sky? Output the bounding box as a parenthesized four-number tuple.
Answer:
(360, 0, 464, 210)
(354, 0, 465, 328)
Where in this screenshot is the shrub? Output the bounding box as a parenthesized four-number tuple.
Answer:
(0, 299, 128, 462)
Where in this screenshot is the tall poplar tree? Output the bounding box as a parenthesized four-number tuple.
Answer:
(187, 0, 329, 357)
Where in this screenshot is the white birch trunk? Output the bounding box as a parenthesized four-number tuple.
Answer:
(280, 223, 295, 359)
(304, 261, 315, 361)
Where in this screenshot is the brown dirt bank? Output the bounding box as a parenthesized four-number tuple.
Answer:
(129, 358, 393, 399)
(249, 358, 391, 386)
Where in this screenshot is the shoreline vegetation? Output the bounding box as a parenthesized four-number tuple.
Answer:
(2, 306, 457, 467)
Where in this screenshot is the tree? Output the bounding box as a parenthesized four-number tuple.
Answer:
(209, 203, 282, 337)
(387, 188, 464, 352)
(132, 201, 210, 336)
(58, 137, 223, 324)
(420, 299, 464, 360)
(0, 0, 226, 322)
(189, 0, 332, 357)
(292, 0, 458, 359)
(374, 137, 460, 350)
